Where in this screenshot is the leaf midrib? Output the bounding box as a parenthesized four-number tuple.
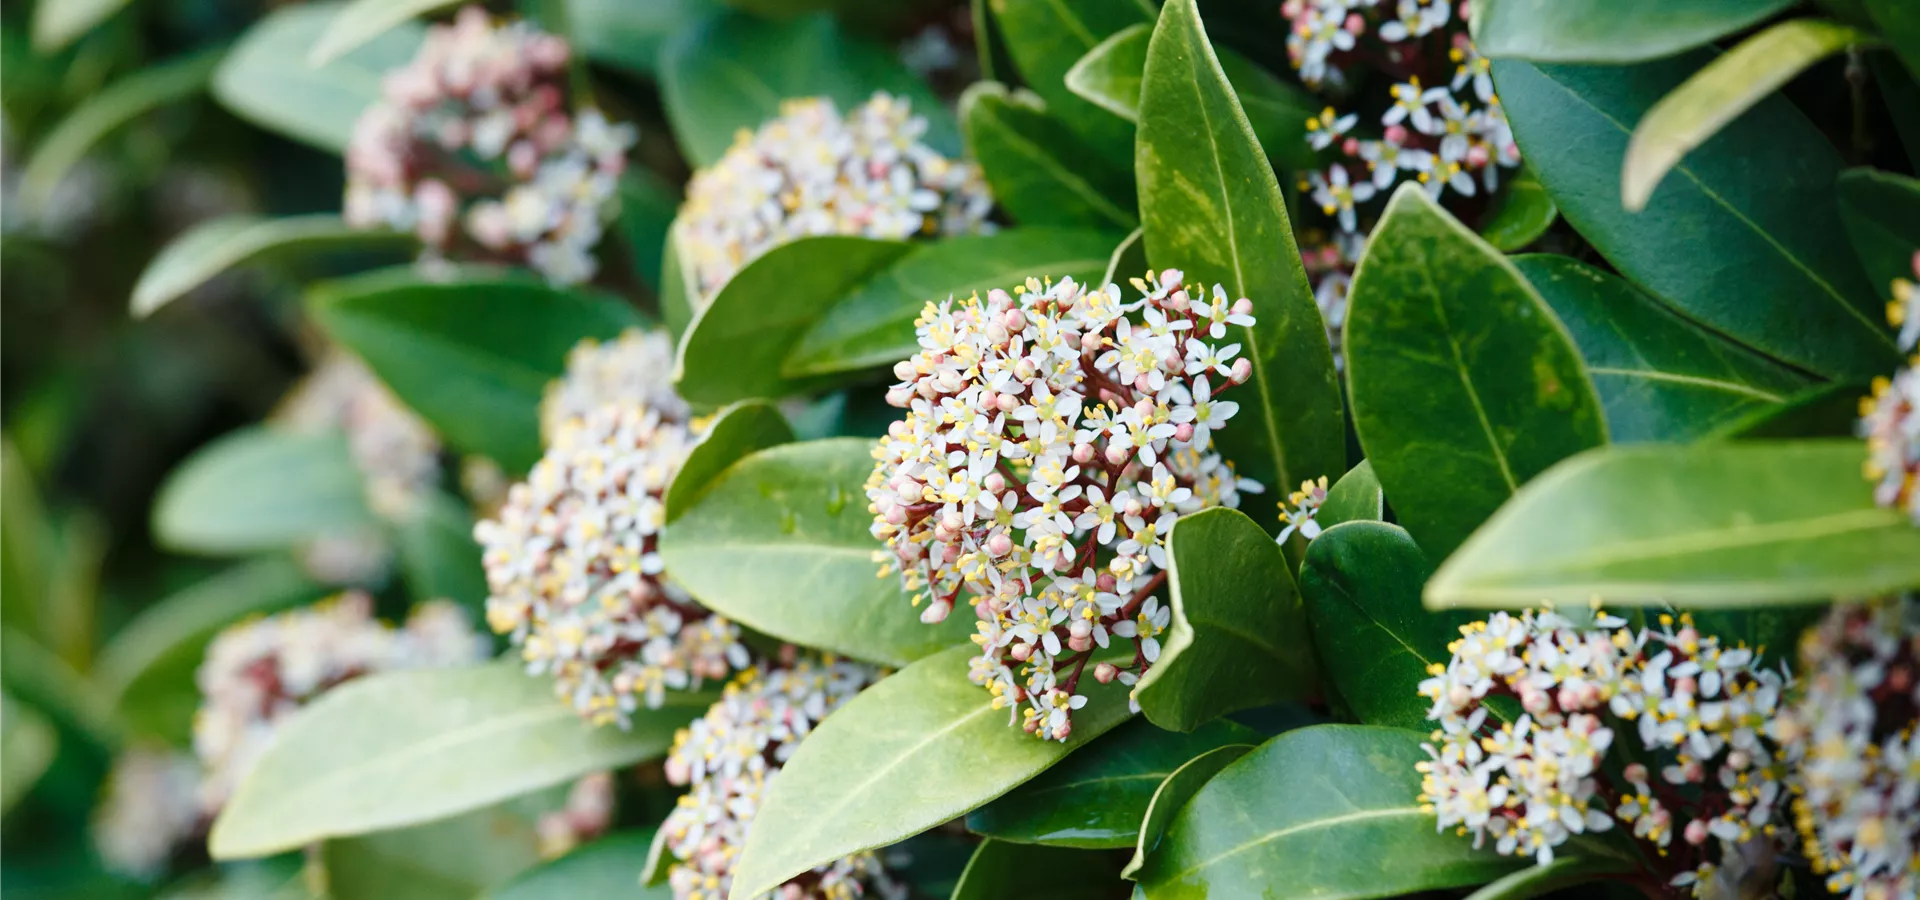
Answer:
(1475, 506, 1898, 581)
(982, 100, 1135, 229)
(1166, 806, 1425, 880)
(1585, 367, 1784, 402)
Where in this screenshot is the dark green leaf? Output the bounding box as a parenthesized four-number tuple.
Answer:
(1, 440, 49, 643)
(1462, 852, 1639, 900)
(133, 215, 412, 318)
(990, 0, 1152, 170)
(213, 3, 425, 153)
(617, 170, 680, 294)
(20, 49, 225, 214)
(665, 400, 794, 524)
(1710, 380, 1869, 440)
(486, 830, 671, 899)
(394, 491, 486, 610)
(1863, 0, 1920, 82)
(1120, 742, 1253, 879)
(950, 840, 1128, 900)
(961, 83, 1138, 231)
(1837, 167, 1920, 299)
(1319, 460, 1383, 528)
(320, 789, 563, 900)
(567, 0, 719, 74)
(1478, 165, 1558, 252)
(153, 427, 379, 555)
(1872, 54, 1920, 172)
(1470, 0, 1797, 63)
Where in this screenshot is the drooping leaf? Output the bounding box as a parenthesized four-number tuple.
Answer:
(20, 49, 225, 214)
(1134, 508, 1314, 732)
(1512, 254, 1808, 442)
(132, 215, 412, 318)
(665, 401, 795, 525)
(394, 491, 487, 610)
(213, 3, 426, 153)
(32, 0, 135, 51)
(1120, 742, 1253, 879)
(1345, 187, 1606, 561)
(785, 229, 1120, 377)
(1709, 380, 1868, 440)
(961, 83, 1138, 231)
(1318, 460, 1383, 529)
(320, 789, 565, 900)
(1137, 0, 1345, 515)
(1, 693, 58, 814)
(1478, 164, 1558, 252)
(950, 840, 1128, 900)
(153, 427, 379, 555)
(1426, 440, 1920, 609)
(1837, 167, 1920, 298)
(967, 717, 1259, 848)
(726, 643, 1133, 900)
(1470, 0, 1798, 63)
(486, 830, 671, 899)
(566, 0, 721, 75)
(991, 0, 1153, 170)
(1862, 0, 1920, 82)
(308, 0, 458, 65)
(1493, 55, 1898, 379)
(660, 439, 973, 665)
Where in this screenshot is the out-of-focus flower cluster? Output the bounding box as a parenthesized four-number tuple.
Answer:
(535, 771, 617, 859)
(1276, 475, 1329, 543)
(1861, 251, 1920, 525)
(277, 352, 442, 521)
(678, 92, 991, 305)
(1777, 597, 1918, 900)
(92, 747, 203, 881)
(660, 656, 905, 900)
(1418, 609, 1795, 895)
(344, 5, 636, 285)
(540, 329, 687, 441)
(866, 271, 1260, 741)
(193, 593, 486, 812)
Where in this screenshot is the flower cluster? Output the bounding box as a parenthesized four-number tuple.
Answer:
(276, 352, 441, 521)
(1418, 609, 1795, 894)
(539, 328, 687, 441)
(678, 92, 991, 305)
(660, 657, 905, 900)
(1777, 597, 1918, 900)
(344, 5, 636, 285)
(193, 593, 486, 812)
(866, 271, 1260, 740)
(1277, 475, 1330, 543)
(476, 403, 750, 728)
(92, 746, 202, 881)
(1860, 251, 1920, 524)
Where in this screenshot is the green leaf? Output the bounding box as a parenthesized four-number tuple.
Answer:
(961, 83, 1138, 231)
(617, 170, 679, 294)
(660, 222, 696, 340)
(785, 229, 1120, 377)
(567, 0, 720, 75)
(1121, 742, 1252, 879)
(394, 492, 487, 609)
(1462, 852, 1640, 900)
(486, 830, 671, 899)
(1346, 187, 1606, 561)
(1, 692, 58, 814)
(1709, 380, 1868, 440)
(1136, 0, 1345, 515)
(1103, 228, 1146, 286)
(1862, 0, 1920, 82)
(1624, 20, 1874, 211)
(675, 237, 912, 408)
(153, 427, 379, 555)
(665, 401, 795, 525)
(1137, 724, 1518, 897)
(660, 439, 973, 666)
(1872, 53, 1920, 172)
(990, 0, 1153, 170)
(1837, 167, 1920, 298)
(308, 0, 458, 65)
(1512, 254, 1808, 443)
(1, 627, 120, 750)
(213, 3, 426, 153)
(320, 789, 564, 900)
(1, 439, 50, 643)
(726, 643, 1134, 900)
(950, 839, 1127, 900)
(1478, 164, 1558, 252)
(1493, 55, 1898, 379)
(659, 11, 956, 167)
(1319, 460, 1383, 528)
(210, 661, 708, 859)
(1426, 440, 1920, 609)
(19, 48, 224, 214)
(1470, 0, 1797, 63)
(133, 215, 412, 318)
(1134, 508, 1313, 732)
(308, 267, 642, 473)
(967, 717, 1259, 848)
(32, 0, 134, 51)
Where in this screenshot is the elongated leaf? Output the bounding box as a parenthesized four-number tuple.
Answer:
(1319, 460, 1383, 528)
(1479, 164, 1558, 252)
(1121, 743, 1252, 879)
(210, 661, 707, 859)
(1427, 440, 1920, 609)
(394, 491, 486, 609)
(1512, 254, 1808, 442)
(32, 0, 134, 51)
(21, 48, 223, 214)
(665, 401, 794, 524)
(153, 427, 378, 555)
(0, 627, 120, 749)
(1137, 0, 1345, 514)
(962, 83, 1137, 231)
(567, 0, 720, 75)
(1136, 724, 1518, 898)
(214, 3, 426, 153)
(727, 643, 1133, 900)
(486, 830, 671, 899)
(1, 440, 50, 643)
(309, 267, 641, 473)
(321, 789, 563, 900)
(1863, 0, 1920, 82)
(660, 222, 696, 340)
(1494, 55, 1897, 379)
(785, 229, 1119, 377)
(1873, 54, 1920, 172)
(133, 215, 411, 317)
(309, 0, 457, 64)
(1103, 228, 1146, 286)
(1471, 0, 1797, 63)
(1710, 380, 1867, 440)
(991, 0, 1152, 170)
(1134, 508, 1313, 731)
(1837, 167, 1920, 299)
(1463, 852, 1639, 900)
(617, 170, 678, 293)
(660, 439, 973, 665)
(968, 717, 1259, 848)
(1, 693, 57, 814)
(1346, 188, 1606, 561)
(950, 840, 1127, 900)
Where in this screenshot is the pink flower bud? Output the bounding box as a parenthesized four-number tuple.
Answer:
(1081, 331, 1104, 352)
(1174, 423, 1195, 443)
(1053, 720, 1071, 741)
(1342, 137, 1361, 156)
(893, 360, 916, 381)
(996, 392, 1020, 412)
(1072, 443, 1095, 464)
(1068, 633, 1092, 652)
(1096, 573, 1117, 592)
(1232, 298, 1254, 317)
(1003, 309, 1026, 331)
(1624, 763, 1649, 785)
(984, 472, 1007, 494)
(1069, 619, 1092, 639)
(988, 288, 1014, 309)
(1465, 144, 1491, 168)
(920, 600, 951, 624)
(1094, 663, 1119, 684)
(886, 388, 911, 407)
(1105, 443, 1131, 467)
(1684, 819, 1710, 846)
(1230, 358, 1253, 384)
(1384, 124, 1410, 145)
(988, 532, 1013, 557)
(1345, 12, 1364, 32)
(1011, 642, 1033, 662)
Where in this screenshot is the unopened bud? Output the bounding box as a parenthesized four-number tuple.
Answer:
(1174, 423, 1195, 443)
(1094, 663, 1119, 684)
(920, 600, 951, 624)
(1230, 358, 1253, 384)
(1072, 443, 1095, 464)
(1011, 642, 1033, 662)
(1684, 819, 1710, 846)
(1106, 443, 1131, 466)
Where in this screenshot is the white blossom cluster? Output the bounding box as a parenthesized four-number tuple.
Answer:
(1778, 597, 1919, 900)
(344, 5, 636, 285)
(1418, 609, 1796, 895)
(865, 271, 1260, 741)
(92, 746, 202, 881)
(1861, 252, 1920, 525)
(679, 92, 992, 305)
(193, 594, 486, 812)
(540, 328, 688, 441)
(276, 353, 441, 521)
(660, 658, 906, 900)
(476, 403, 750, 728)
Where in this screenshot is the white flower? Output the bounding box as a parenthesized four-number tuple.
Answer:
(540, 329, 687, 440)
(1276, 476, 1329, 542)
(1308, 106, 1359, 150)
(1308, 165, 1376, 234)
(275, 353, 439, 522)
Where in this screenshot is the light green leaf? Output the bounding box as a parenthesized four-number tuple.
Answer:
(1319, 460, 1383, 529)
(1, 692, 58, 814)
(961, 83, 1137, 231)
(1136, 0, 1345, 516)
(394, 491, 486, 609)
(665, 400, 794, 524)
(1470, 0, 1797, 63)
(567, 0, 720, 75)
(153, 426, 379, 555)
(1478, 164, 1558, 252)
(1, 439, 50, 643)
(660, 439, 973, 666)
(1120, 743, 1252, 880)
(309, 0, 457, 65)
(1426, 440, 1920, 609)
(213, 3, 426, 153)
(660, 221, 696, 340)
(1345, 187, 1606, 561)
(1873, 53, 1920, 172)
(0, 627, 120, 749)
(1862, 0, 1920, 82)
(320, 789, 564, 900)
(990, 0, 1153, 170)
(950, 839, 1127, 900)
(31, 0, 131, 51)
(1134, 724, 1520, 898)
(133, 214, 411, 318)
(1134, 508, 1313, 732)
(20, 49, 224, 214)
(486, 830, 671, 899)
(210, 661, 708, 859)
(727, 643, 1133, 900)
(1837, 167, 1920, 298)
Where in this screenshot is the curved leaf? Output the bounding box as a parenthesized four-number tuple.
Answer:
(1709, 380, 1867, 440)
(1471, 0, 1797, 64)
(133, 215, 411, 317)
(321, 790, 562, 900)
(1319, 460, 1383, 528)
(309, 0, 457, 65)
(394, 491, 486, 609)
(665, 401, 794, 524)
(961, 83, 1137, 231)
(486, 830, 671, 899)
(567, 0, 721, 75)
(991, 0, 1152, 170)
(1837, 167, 1920, 298)
(1120, 743, 1252, 880)
(20, 49, 224, 214)
(1, 693, 57, 814)
(213, 3, 426, 153)
(950, 839, 1126, 900)
(153, 427, 378, 555)
(1479, 164, 1558, 252)
(1863, 0, 1920, 82)
(1463, 852, 1639, 900)
(32, 0, 134, 51)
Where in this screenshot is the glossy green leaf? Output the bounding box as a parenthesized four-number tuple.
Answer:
(1873, 53, 1920, 172)
(1837, 167, 1920, 298)
(395, 491, 487, 609)
(727, 643, 1133, 900)
(950, 840, 1128, 900)
(1863, 0, 1920, 82)
(661, 439, 973, 665)
(1135, 724, 1518, 898)
(968, 717, 1259, 848)
(659, 11, 956, 167)
(309, 0, 457, 64)
(486, 830, 671, 899)
(32, 0, 134, 51)
(1494, 55, 1897, 379)
(1137, 0, 1345, 514)
(617, 170, 679, 294)
(153, 426, 379, 555)
(567, 0, 720, 75)
(1470, 0, 1797, 63)
(660, 222, 696, 340)
(1427, 440, 1920, 609)
(666, 404, 796, 527)
(1512, 254, 1808, 442)
(1134, 508, 1313, 732)
(675, 238, 912, 408)
(320, 789, 564, 900)
(1710, 380, 1867, 440)
(213, 3, 426, 153)
(1, 693, 57, 813)
(1346, 188, 1606, 561)
(1120, 743, 1253, 880)
(20, 49, 224, 214)
(210, 661, 707, 859)
(133, 215, 412, 318)
(785, 229, 1120, 377)
(1319, 460, 1383, 528)
(309, 267, 641, 472)
(1463, 852, 1640, 900)
(962, 83, 1138, 231)
(1479, 164, 1558, 252)
(991, 0, 1152, 170)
